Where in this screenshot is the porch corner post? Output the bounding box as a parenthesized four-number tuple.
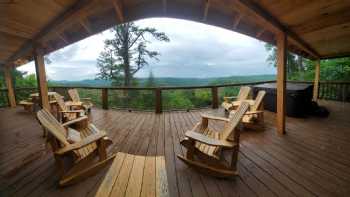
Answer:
(155, 88, 162, 114)
(313, 59, 320, 101)
(276, 32, 287, 135)
(211, 86, 219, 109)
(4, 66, 16, 107)
(34, 48, 50, 110)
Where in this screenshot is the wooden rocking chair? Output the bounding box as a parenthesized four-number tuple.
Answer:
(177, 102, 250, 178)
(54, 93, 86, 123)
(230, 90, 266, 130)
(36, 109, 115, 186)
(68, 88, 93, 113)
(222, 86, 251, 111)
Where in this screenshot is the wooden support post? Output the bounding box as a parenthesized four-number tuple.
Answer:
(102, 88, 108, 110)
(313, 59, 320, 101)
(4, 66, 16, 107)
(34, 49, 50, 110)
(276, 32, 287, 135)
(211, 86, 218, 109)
(155, 88, 162, 114)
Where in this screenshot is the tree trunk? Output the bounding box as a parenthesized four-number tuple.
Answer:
(122, 24, 131, 87)
(297, 56, 303, 71)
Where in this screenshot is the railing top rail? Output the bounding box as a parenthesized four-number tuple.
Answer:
(48, 80, 276, 90)
(288, 80, 350, 84)
(2, 80, 350, 92)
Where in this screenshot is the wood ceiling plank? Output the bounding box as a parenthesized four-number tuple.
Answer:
(233, 0, 320, 58)
(0, 19, 36, 39)
(4, 0, 98, 65)
(302, 22, 350, 43)
(292, 7, 350, 34)
(112, 0, 124, 23)
(203, 0, 210, 21)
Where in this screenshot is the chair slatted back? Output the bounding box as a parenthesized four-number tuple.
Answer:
(222, 102, 250, 141)
(68, 89, 80, 102)
(251, 91, 266, 111)
(37, 109, 70, 146)
(237, 86, 251, 101)
(54, 93, 68, 111)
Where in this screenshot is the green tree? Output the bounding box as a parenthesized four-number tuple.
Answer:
(97, 23, 170, 86)
(265, 43, 303, 78)
(145, 70, 156, 87)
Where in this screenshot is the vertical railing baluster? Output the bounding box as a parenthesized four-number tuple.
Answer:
(211, 86, 219, 109)
(102, 88, 108, 110)
(155, 88, 162, 113)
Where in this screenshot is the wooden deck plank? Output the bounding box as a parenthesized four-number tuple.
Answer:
(1, 100, 350, 197)
(125, 155, 146, 197)
(95, 152, 127, 197)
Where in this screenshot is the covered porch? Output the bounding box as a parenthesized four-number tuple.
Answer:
(2, 1, 350, 196)
(1, 100, 350, 197)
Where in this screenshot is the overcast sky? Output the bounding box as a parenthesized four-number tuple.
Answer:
(18, 18, 275, 81)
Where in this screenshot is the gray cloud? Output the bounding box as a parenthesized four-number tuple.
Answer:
(18, 18, 275, 80)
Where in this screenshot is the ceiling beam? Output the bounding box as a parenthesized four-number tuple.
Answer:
(56, 32, 69, 44)
(320, 52, 350, 60)
(256, 28, 265, 38)
(162, 0, 167, 14)
(232, 14, 242, 29)
(79, 18, 92, 34)
(3, 0, 94, 67)
(203, 0, 210, 21)
(234, 0, 320, 59)
(112, 0, 124, 23)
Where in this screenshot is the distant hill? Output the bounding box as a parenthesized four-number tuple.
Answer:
(51, 79, 112, 87)
(51, 74, 276, 87)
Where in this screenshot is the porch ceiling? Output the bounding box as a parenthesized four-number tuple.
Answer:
(1, 0, 350, 67)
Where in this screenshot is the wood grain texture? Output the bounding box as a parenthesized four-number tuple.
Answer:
(3, 67, 16, 107)
(276, 32, 287, 135)
(1, 100, 350, 196)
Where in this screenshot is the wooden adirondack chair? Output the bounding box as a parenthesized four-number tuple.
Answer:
(36, 109, 115, 186)
(177, 102, 250, 178)
(54, 93, 86, 123)
(230, 90, 266, 130)
(222, 86, 251, 111)
(68, 89, 93, 113)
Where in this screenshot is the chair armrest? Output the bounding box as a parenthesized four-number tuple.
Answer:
(201, 114, 230, 122)
(65, 101, 83, 106)
(81, 98, 92, 101)
(185, 131, 236, 148)
(245, 110, 264, 115)
(231, 100, 255, 106)
(223, 96, 237, 102)
(60, 110, 85, 113)
(55, 133, 106, 155)
(62, 116, 88, 127)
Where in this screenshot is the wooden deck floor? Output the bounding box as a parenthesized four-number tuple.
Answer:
(1, 100, 350, 197)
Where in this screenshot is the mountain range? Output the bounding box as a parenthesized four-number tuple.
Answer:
(51, 74, 276, 87)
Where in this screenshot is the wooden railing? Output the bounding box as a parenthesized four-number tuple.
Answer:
(289, 81, 350, 102)
(318, 81, 350, 102)
(1, 80, 349, 112)
(49, 80, 275, 113)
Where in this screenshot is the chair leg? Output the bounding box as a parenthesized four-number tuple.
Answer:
(230, 146, 239, 172)
(186, 139, 195, 160)
(97, 139, 107, 161)
(59, 154, 115, 187)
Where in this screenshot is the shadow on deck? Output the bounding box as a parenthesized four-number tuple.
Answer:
(1, 100, 350, 197)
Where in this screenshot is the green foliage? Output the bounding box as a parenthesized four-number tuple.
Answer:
(265, 43, 350, 82)
(163, 90, 194, 110)
(15, 74, 37, 87)
(265, 43, 304, 78)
